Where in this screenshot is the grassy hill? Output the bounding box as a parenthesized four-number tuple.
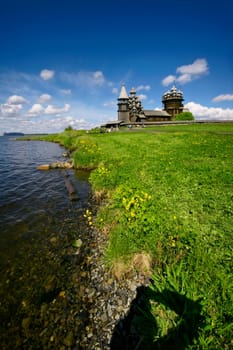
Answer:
(40, 123, 233, 349)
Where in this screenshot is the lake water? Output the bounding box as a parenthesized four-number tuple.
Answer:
(0, 137, 92, 349)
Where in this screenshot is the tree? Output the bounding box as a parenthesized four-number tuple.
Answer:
(175, 112, 194, 121)
(65, 125, 73, 131)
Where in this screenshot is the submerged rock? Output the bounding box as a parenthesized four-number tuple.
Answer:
(37, 160, 74, 170)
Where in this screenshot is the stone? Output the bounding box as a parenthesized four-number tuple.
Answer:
(37, 164, 50, 170)
(63, 331, 74, 347)
(72, 239, 82, 248)
(62, 152, 70, 157)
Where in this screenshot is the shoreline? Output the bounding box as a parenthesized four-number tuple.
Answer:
(78, 196, 151, 348)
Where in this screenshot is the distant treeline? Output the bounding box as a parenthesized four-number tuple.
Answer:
(3, 132, 24, 136)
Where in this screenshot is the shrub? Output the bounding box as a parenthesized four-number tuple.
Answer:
(175, 111, 194, 121)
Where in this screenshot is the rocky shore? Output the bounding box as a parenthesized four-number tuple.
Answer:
(1, 192, 150, 350)
(78, 208, 151, 349)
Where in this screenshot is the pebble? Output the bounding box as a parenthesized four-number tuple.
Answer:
(77, 210, 151, 349)
(63, 331, 74, 346)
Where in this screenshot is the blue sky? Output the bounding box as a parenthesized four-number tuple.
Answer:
(0, 0, 232, 134)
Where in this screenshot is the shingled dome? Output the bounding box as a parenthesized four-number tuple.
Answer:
(162, 85, 183, 100)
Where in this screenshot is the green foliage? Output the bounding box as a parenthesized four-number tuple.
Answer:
(72, 137, 103, 168)
(175, 111, 194, 120)
(87, 124, 233, 348)
(88, 127, 103, 134)
(65, 125, 73, 131)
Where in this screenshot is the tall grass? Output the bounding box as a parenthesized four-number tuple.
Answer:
(38, 124, 233, 348)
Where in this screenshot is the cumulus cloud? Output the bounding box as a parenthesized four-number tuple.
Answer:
(185, 101, 233, 120)
(176, 73, 192, 84)
(38, 94, 52, 103)
(44, 103, 70, 115)
(40, 69, 55, 80)
(1, 104, 22, 116)
(138, 94, 147, 101)
(162, 58, 209, 86)
(1, 94, 26, 119)
(27, 103, 70, 117)
(162, 75, 176, 86)
(136, 85, 151, 91)
(11, 116, 92, 134)
(7, 95, 27, 105)
(0, 103, 23, 117)
(28, 103, 44, 117)
(177, 59, 208, 76)
(44, 116, 93, 132)
(212, 94, 233, 103)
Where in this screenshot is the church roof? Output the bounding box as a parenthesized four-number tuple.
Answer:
(162, 85, 183, 100)
(101, 120, 123, 127)
(118, 84, 128, 99)
(144, 110, 170, 117)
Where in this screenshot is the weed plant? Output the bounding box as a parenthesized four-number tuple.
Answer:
(38, 124, 233, 348)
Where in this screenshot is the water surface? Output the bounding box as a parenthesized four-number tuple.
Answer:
(0, 137, 92, 349)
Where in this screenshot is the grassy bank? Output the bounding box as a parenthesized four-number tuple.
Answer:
(38, 124, 233, 348)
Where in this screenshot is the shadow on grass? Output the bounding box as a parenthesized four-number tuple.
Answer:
(110, 285, 204, 350)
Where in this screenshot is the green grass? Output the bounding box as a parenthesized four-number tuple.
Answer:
(36, 124, 233, 348)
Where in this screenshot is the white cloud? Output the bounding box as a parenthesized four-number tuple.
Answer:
(112, 87, 118, 94)
(92, 71, 105, 86)
(28, 103, 44, 116)
(38, 94, 52, 103)
(7, 95, 27, 105)
(60, 70, 106, 89)
(136, 85, 151, 91)
(40, 69, 55, 80)
(177, 58, 208, 76)
(103, 100, 116, 108)
(0, 68, 117, 134)
(185, 101, 233, 120)
(0, 98, 116, 134)
(27, 103, 71, 117)
(13, 116, 92, 134)
(60, 89, 72, 95)
(176, 73, 192, 84)
(43, 116, 94, 132)
(212, 94, 233, 103)
(162, 58, 209, 86)
(44, 103, 70, 115)
(162, 75, 176, 86)
(138, 94, 147, 101)
(0, 103, 23, 118)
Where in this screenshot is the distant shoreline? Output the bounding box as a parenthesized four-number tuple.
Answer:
(3, 132, 24, 136)
(2, 132, 49, 137)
